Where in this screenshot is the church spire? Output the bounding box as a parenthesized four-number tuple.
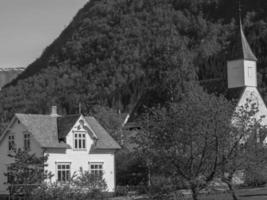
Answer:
(230, 1, 257, 62)
(237, 21, 257, 61)
(227, 1, 257, 89)
(227, 18, 257, 89)
(229, 19, 257, 61)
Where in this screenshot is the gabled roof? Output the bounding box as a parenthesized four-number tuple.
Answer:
(15, 114, 69, 148)
(57, 114, 80, 139)
(12, 113, 120, 150)
(58, 115, 98, 140)
(229, 23, 257, 61)
(85, 116, 121, 150)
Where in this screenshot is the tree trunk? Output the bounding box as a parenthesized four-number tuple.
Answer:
(191, 186, 199, 200)
(226, 181, 239, 200)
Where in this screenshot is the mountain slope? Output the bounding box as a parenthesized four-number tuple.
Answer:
(1, 0, 267, 122)
(7, 1, 98, 86)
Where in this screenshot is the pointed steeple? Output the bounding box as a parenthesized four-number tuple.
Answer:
(230, 20, 257, 61)
(239, 21, 257, 61)
(227, 4, 258, 89)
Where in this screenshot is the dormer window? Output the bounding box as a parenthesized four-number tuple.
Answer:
(73, 132, 86, 150)
(24, 133, 31, 151)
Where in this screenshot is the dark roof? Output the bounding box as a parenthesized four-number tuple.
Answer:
(123, 122, 141, 131)
(13, 114, 120, 150)
(85, 117, 121, 150)
(225, 87, 245, 101)
(16, 114, 69, 148)
(57, 115, 80, 139)
(229, 23, 257, 61)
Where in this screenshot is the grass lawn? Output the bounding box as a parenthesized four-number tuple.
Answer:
(194, 187, 267, 200)
(111, 187, 267, 200)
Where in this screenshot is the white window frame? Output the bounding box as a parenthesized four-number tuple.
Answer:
(89, 162, 104, 176)
(24, 132, 31, 151)
(56, 162, 71, 183)
(73, 131, 86, 151)
(8, 134, 15, 152)
(248, 66, 254, 78)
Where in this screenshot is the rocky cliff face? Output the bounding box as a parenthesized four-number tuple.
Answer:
(0, 68, 24, 90)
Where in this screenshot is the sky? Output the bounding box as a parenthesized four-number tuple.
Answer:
(0, 0, 88, 68)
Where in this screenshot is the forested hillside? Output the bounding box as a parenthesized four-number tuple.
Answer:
(1, 0, 267, 122)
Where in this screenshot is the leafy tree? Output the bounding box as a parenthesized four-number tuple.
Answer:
(4, 149, 52, 199)
(219, 100, 267, 200)
(137, 84, 267, 200)
(115, 146, 147, 186)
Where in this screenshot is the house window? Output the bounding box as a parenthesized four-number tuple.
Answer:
(74, 132, 86, 150)
(24, 133, 31, 151)
(6, 166, 14, 184)
(248, 67, 254, 78)
(8, 135, 15, 151)
(89, 163, 103, 176)
(57, 163, 71, 182)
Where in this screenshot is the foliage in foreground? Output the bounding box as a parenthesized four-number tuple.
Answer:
(31, 169, 107, 200)
(30, 170, 107, 200)
(4, 150, 108, 200)
(31, 182, 105, 200)
(137, 84, 267, 200)
(4, 149, 52, 199)
(116, 146, 148, 186)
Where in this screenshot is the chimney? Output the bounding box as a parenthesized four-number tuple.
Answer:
(50, 106, 59, 117)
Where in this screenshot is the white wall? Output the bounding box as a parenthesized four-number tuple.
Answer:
(0, 117, 42, 194)
(244, 60, 257, 87)
(45, 115, 116, 192)
(227, 60, 257, 88)
(237, 87, 267, 122)
(45, 149, 115, 192)
(0, 115, 117, 194)
(236, 87, 267, 143)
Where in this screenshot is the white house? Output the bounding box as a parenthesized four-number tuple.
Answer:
(0, 106, 121, 194)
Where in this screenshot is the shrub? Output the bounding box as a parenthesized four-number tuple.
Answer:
(115, 186, 128, 196)
(73, 169, 107, 192)
(244, 167, 267, 187)
(31, 183, 88, 200)
(31, 183, 106, 200)
(31, 169, 107, 200)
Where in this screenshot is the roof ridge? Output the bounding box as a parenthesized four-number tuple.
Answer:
(86, 115, 99, 119)
(16, 113, 50, 117)
(16, 113, 83, 118)
(59, 113, 81, 117)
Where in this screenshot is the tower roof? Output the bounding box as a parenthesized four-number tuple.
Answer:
(229, 23, 257, 61)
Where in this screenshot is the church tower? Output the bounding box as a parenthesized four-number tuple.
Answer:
(227, 21, 267, 145)
(227, 23, 257, 89)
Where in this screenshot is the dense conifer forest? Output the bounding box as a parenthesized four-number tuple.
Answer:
(1, 0, 267, 123)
